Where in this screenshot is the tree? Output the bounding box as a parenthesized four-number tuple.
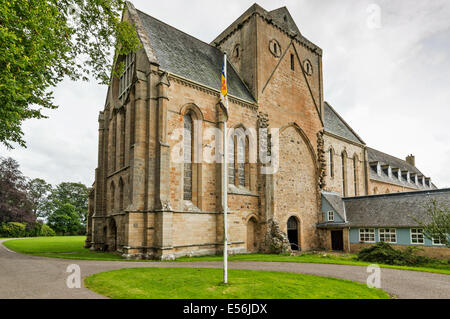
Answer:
(47, 203, 82, 235)
(27, 178, 52, 219)
(416, 200, 450, 246)
(44, 182, 89, 225)
(1, 0, 140, 148)
(0, 157, 35, 224)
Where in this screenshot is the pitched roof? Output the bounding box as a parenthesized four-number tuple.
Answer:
(367, 147, 436, 190)
(322, 191, 346, 221)
(267, 7, 302, 37)
(344, 188, 450, 227)
(135, 9, 255, 103)
(323, 102, 365, 145)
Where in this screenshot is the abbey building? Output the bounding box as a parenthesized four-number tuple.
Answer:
(85, 3, 449, 259)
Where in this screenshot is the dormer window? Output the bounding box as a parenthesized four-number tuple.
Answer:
(425, 178, 431, 188)
(119, 52, 135, 104)
(382, 165, 392, 178)
(402, 171, 410, 183)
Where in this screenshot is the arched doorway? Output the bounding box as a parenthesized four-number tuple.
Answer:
(287, 217, 299, 251)
(246, 217, 257, 252)
(108, 219, 117, 252)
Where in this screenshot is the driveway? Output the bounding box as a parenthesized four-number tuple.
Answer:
(1, 239, 449, 299)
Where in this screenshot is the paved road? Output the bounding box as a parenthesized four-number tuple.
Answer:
(1, 239, 449, 299)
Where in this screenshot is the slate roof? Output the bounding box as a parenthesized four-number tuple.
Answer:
(135, 9, 255, 103)
(367, 147, 436, 190)
(323, 102, 365, 145)
(322, 191, 346, 221)
(343, 188, 450, 227)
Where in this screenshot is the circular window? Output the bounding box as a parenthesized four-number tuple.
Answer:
(269, 39, 281, 58)
(303, 59, 313, 75)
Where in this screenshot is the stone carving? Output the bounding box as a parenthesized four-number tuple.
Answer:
(317, 130, 326, 189)
(264, 219, 292, 254)
(257, 112, 269, 128)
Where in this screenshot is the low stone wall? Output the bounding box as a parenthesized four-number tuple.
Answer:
(350, 243, 450, 259)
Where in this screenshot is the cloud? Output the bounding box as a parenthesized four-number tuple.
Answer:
(1, 0, 449, 188)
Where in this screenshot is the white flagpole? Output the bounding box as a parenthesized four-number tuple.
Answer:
(222, 53, 228, 284)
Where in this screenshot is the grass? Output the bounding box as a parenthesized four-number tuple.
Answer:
(3, 236, 124, 261)
(84, 267, 389, 299)
(4, 236, 449, 275)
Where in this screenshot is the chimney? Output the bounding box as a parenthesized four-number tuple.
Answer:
(406, 154, 415, 167)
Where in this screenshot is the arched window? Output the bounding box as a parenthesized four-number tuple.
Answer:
(110, 182, 115, 212)
(237, 135, 245, 186)
(341, 152, 347, 197)
(112, 115, 117, 172)
(183, 113, 193, 201)
(228, 135, 235, 184)
(353, 155, 358, 196)
(120, 110, 126, 168)
(119, 178, 124, 211)
(228, 127, 249, 187)
(328, 149, 334, 178)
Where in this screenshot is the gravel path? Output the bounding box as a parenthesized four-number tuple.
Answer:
(1, 239, 448, 299)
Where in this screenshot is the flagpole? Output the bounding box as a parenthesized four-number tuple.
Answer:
(223, 53, 229, 284)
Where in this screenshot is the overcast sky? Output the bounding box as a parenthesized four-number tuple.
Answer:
(1, 0, 449, 188)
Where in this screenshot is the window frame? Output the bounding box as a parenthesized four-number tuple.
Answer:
(327, 211, 334, 222)
(378, 228, 397, 244)
(410, 228, 424, 245)
(432, 235, 446, 246)
(359, 228, 376, 243)
(118, 52, 135, 103)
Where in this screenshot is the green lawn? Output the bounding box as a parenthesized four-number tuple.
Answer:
(84, 267, 389, 299)
(4, 236, 449, 275)
(3, 236, 124, 261)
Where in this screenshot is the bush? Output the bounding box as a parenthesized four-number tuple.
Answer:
(0, 222, 27, 238)
(357, 242, 432, 266)
(0, 221, 56, 238)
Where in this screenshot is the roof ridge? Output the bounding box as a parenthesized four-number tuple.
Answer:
(135, 9, 219, 52)
(324, 101, 365, 145)
(344, 187, 450, 201)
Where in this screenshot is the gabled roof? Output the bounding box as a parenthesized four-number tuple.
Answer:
(323, 102, 365, 145)
(134, 9, 255, 103)
(344, 188, 450, 227)
(322, 191, 346, 221)
(267, 7, 301, 37)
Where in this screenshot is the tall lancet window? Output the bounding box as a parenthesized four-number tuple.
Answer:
(328, 149, 334, 178)
(237, 136, 245, 186)
(228, 135, 235, 185)
(341, 152, 347, 197)
(183, 113, 193, 201)
(353, 155, 359, 196)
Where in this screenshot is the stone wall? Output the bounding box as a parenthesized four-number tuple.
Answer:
(350, 243, 450, 259)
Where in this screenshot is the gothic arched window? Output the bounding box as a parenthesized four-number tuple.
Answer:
(119, 178, 124, 211)
(183, 113, 193, 201)
(110, 181, 116, 212)
(353, 155, 359, 196)
(119, 52, 135, 103)
(341, 152, 347, 197)
(228, 135, 235, 185)
(328, 149, 334, 178)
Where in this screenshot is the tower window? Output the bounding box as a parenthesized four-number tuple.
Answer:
(290, 54, 295, 71)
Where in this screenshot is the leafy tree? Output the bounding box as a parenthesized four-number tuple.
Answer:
(27, 178, 52, 219)
(44, 182, 89, 225)
(47, 203, 82, 235)
(0, 157, 35, 224)
(1, 0, 140, 148)
(416, 200, 450, 246)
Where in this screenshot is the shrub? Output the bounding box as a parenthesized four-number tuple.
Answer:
(0, 222, 27, 238)
(357, 242, 433, 266)
(27, 222, 56, 237)
(39, 224, 56, 237)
